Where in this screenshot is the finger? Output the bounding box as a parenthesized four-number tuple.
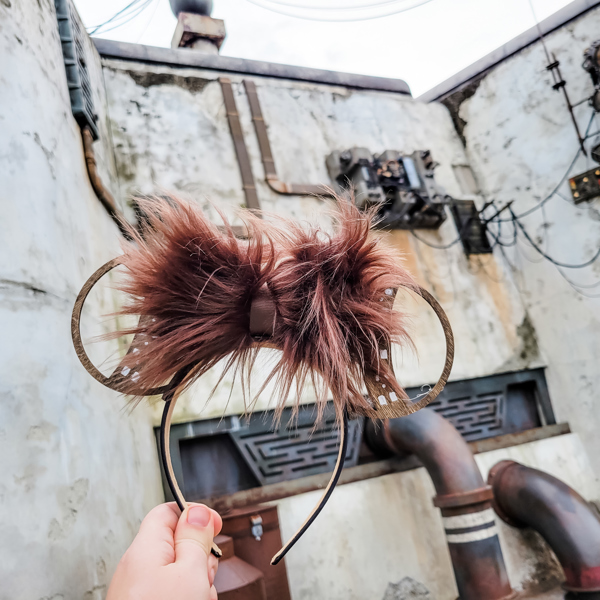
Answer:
(138, 503, 180, 539)
(174, 504, 215, 567)
(208, 553, 219, 586)
(209, 585, 218, 600)
(129, 503, 181, 567)
(187, 502, 223, 536)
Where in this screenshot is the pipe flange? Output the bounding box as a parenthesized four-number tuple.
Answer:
(487, 460, 528, 528)
(433, 485, 494, 508)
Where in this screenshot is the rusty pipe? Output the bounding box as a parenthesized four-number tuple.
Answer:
(81, 127, 128, 236)
(365, 408, 515, 600)
(489, 460, 600, 595)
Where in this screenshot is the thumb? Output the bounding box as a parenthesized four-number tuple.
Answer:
(174, 504, 216, 567)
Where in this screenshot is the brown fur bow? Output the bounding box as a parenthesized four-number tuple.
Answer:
(112, 196, 415, 419)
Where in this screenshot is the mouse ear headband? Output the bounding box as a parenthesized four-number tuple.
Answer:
(71, 196, 454, 564)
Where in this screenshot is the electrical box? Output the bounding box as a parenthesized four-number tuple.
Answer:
(450, 200, 493, 255)
(326, 147, 448, 229)
(569, 167, 600, 203)
(55, 0, 99, 139)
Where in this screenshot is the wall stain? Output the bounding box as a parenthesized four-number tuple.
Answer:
(440, 75, 486, 146)
(83, 585, 106, 600)
(516, 529, 563, 594)
(517, 313, 540, 363)
(126, 70, 211, 94)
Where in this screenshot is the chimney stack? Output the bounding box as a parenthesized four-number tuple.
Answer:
(170, 0, 226, 55)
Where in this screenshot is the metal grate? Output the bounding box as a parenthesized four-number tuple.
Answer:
(55, 0, 99, 139)
(429, 393, 504, 440)
(408, 368, 554, 443)
(230, 405, 362, 486)
(159, 369, 554, 501)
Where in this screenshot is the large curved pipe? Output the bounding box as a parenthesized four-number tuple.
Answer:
(365, 408, 515, 600)
(488, 460, 600, 594)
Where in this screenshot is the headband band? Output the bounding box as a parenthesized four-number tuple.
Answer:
(71, 258, 453, 563)
(70, 196, 454, 564)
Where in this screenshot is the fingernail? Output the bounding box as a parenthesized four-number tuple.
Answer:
(209, 566, 217, 585)
(188, 505, 212, 527)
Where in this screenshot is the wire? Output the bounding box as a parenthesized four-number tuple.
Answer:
(408, 197, 481, 250)
(94, 2, 154, 35)
(526, 0, 552, 64)
(510, 208, 600, 269)
(494, 111, 596, 223)
(486, 216, 517, 248)
(88, 0, 154, 35)
(409, 226, 462, 250)
(135, 0, 159, 42)
(89, 0, 141, 33)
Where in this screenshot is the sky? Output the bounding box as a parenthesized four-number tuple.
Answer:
(74, 0, 575, 97)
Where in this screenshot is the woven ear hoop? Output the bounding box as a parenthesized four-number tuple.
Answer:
(71, 258, 454, 565)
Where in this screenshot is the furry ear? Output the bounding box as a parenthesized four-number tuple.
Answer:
(111, 195, 415, 419)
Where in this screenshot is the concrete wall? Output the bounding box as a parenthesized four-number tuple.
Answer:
(445, 5, 600, 482)
(96, 47, 600, 598)
(0, 2, 163, 598)
(100, 57, 536, 426)
(4, 2, 600, 599)
(275, 432, 594, 600)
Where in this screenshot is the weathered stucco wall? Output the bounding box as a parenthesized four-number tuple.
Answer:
(275, 432, 595, 600)
(0, 2, 164, 598)
(100, 57, 535, 425)
(450, 5, 600, 482)
(4, 3, 600, 599)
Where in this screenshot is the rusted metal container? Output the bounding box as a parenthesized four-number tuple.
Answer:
(221, 505, 292, 600)
(213, 534, 267, 600)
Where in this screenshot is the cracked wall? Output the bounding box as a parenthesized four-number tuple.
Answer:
(447, 5, 600, 483)
(101, 59, 536, 425)
(4, 2, 600, 599)
(0, 2, 163, 599)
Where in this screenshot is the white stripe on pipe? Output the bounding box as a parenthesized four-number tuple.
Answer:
(442, 508, 496, 529)
(445, 524, 499, 544)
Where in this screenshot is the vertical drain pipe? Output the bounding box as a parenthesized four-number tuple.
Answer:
(365, 408, 515, 600)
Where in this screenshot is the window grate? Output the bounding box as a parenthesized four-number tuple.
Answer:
(230, 405, 362, 486)
(158, 369, 554, 501)
(408, 368, 554, 443)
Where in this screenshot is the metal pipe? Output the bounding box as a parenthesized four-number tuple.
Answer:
(81, 126, 128, 236)
(488, 460, 600, 595)
(365, 408, 515, 600)
(243, 80, 334, 198)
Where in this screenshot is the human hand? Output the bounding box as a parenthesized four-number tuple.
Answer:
(107, 502, 223, 600)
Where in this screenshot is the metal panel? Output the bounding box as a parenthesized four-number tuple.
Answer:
(157, 369, 554, 500)
(450, 199, 493, 255)
(55, 0, 99, 139)
(229, 405, 361, 486)
(410, 368, 553, 443)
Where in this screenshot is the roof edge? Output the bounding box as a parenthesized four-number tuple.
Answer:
(418, 0, 600, 103)
(93, 38, 412, 95)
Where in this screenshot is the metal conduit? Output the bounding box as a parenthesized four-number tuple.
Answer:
(488, 460, 600, 597)
(365, 408, 515, 600)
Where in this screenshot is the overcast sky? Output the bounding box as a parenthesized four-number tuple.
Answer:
(74, 0, 574, 97)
